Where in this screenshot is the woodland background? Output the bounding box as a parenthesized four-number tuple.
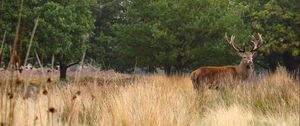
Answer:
(0, 0, 299, 79)
(0, 1, 299, 126)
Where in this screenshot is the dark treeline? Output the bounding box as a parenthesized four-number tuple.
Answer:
(0, 0, 299, 80)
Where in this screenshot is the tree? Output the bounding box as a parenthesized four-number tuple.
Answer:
(34, 0, 95, 80)
(248, 0, 300, 71)
(87, 0, 125, 69)
(0, 0, 39, 68)
(112, 0, 250, 74)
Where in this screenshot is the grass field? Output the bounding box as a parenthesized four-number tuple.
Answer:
(0, 67, 299, 126)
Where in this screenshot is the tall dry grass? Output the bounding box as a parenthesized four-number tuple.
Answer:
(0, 67, 299, 126)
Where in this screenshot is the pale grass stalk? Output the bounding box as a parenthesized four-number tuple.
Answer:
(3, 0, 24, 124)
(0, 31, 6, 64)
(1, 67, 299, 125)
(66, 99, 76, 125)
(74, 50, 86, 86)
(3, 71, 18, 125)
(21, 70, 34, 126)
(22, 59, 35, 100)
(200, 104, 253, 126)
(33, 51, 51, 126)
(50, 55, 54, 81)
(24, 17, 39, 66)
(36, 93, 44, 126)
(34, 50, 46, 80)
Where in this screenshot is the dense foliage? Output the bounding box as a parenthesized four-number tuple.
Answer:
(112, 0, 250, 73)
(247, 0, 300, 71)
(0, 0, 299, 79)
(0, 0, 95, 80)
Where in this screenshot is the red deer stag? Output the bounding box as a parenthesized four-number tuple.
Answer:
(191, 33, 263, 90)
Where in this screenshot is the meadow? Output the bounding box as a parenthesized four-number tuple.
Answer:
(0, 67, 299, 126)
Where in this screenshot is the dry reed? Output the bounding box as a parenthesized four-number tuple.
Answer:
(0, 67, 299, 126)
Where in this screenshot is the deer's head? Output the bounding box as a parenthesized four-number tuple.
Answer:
(225, 33, 263, 68)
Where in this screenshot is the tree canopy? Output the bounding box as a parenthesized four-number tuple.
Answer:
(0, 0, 299, 79)
(110, 0, 251, 73)
(248, 0, 300, 71)
(0, 0, 95, 80)
(35, 0, 95, 80)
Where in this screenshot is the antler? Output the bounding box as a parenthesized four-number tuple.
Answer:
(225, 33, 245, 53)
(250, 33, 263, 52)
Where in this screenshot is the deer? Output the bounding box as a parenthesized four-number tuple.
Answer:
(191, 33, 263, 90)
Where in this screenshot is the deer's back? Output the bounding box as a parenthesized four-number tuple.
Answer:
(191, 66, 239, 89)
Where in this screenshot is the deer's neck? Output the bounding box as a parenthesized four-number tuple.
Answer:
(238, 62, 253, 80)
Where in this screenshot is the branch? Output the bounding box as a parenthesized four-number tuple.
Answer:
(67, 62, 80, 68)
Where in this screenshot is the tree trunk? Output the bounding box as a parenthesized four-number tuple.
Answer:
(148, 65, 156, 73)
(282, 51, 299, 72)
(60, 63, 67, 81)
(174, 66, 183, 75)
(164, 65, 171, 75)
(174, 54, 184, 74)
(265, 53, 280, 72)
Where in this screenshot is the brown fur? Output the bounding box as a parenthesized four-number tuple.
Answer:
(191, 66, 241, 89)
(191, 53, 255, 90)
(191, 33, 263, 90)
